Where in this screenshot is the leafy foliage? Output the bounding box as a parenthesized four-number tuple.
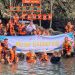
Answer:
(0, 0, 75, 19)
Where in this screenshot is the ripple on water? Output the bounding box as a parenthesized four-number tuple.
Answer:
(0, 57, 75, 75)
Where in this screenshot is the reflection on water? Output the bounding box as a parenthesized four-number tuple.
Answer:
(0, 57, 75, 75)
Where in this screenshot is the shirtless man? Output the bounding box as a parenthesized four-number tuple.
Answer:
(65, 22, 74, 33)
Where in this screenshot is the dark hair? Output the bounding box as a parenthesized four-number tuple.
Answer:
(4, 38, 8, 40)
(12, 46, 16, 49)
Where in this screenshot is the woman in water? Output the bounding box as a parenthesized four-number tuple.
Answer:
(26, 51, 36, 63)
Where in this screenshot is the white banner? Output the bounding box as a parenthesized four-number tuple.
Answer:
(0, 33, 74, 53)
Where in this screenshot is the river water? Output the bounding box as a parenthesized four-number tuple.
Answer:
(0, 57, 75, 75)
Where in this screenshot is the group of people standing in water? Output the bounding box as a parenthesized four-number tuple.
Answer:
(26, 50, 61, 64)
(0, 36, 73, 65)
(0, 14, 75, 65)
(0, 39, 61, 64)
(25, 36, 73, 64)
(0, 39, 18, 64)
(0, 41, 61, 64)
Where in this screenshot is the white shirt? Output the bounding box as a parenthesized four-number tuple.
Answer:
(26, 24, 36, 32)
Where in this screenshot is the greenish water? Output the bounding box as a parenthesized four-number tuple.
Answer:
(0, 57, 75, 75)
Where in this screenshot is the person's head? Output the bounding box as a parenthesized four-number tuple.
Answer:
(57, 51, 61, 57)
(29, 50, 35, 54)
(33, 30, 37, 35)
(42, 30, 45, 34)
(22, 23, 25, 27)
(38, 29, 42, 35)
(53, 51, 58, 57)
(30, 21, 33, 26)
(12, 46, 17, 51)
(15, 13, 18, 16)
(36, 28, 41, 32)
(23, 12, 25, 14)
(43, 52, 47, 55)
(18, 22, 21, 26)
(65, 37, 68, 42)
(43, 30, 47, 35)
(67, 22, 71, 26)
(36, 28, 42, 34)
(4, 38, 8, 44)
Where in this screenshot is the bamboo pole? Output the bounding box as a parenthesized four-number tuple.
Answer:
(50, 0, 53, 28)
(10, 0, 12, 20)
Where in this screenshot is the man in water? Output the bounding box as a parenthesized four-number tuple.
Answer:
(2, 39, 8, 50)
(63, 37, 72, 57)
(7, 46, 19, 64)
(1, 39, 9, 64)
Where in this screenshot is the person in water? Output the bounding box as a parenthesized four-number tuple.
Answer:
(40, 52, 49, 62)
(50, 51, 61, 64)
(63, 37, 72, 57)
(1, 38, 9, 51)
(26, 50, 36, 63)
(0, 41, 4, 63)
(1, 39, 9, 64)
(7, 46, 19, 64)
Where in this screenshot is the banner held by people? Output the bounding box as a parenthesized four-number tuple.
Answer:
(0, 33, 74, 53)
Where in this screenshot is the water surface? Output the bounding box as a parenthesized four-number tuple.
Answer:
(0, 57, 75, 75)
